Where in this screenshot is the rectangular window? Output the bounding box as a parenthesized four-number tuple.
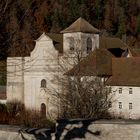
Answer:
(119, 88, 122, 94)
(129, 88, 132, 94)
(68, 37, 74, 51)
(129, 103, 132, 109)
(119, 102, 122, 109)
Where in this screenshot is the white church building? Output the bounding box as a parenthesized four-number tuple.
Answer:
(6, 17, 140, 119)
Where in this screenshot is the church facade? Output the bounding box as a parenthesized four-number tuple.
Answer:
(6, 17, 140, 119)
(6, 18, 100, 118)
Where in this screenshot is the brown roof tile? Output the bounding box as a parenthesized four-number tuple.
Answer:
(60, 17, 100, 34)
(99, 37, 128, 49)
(65, 49, 114, 76)
(106, 58, 140, 86)
(46, 33, 63, 53)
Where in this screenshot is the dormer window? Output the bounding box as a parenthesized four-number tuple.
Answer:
(68, 37, 74, 51)
(41, 79, 47, 88)
(87, 38, 92, 53)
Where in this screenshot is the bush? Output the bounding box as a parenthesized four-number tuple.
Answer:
(19, 109, 55, 128)
(0, 101, 55, 128)
(7, 101, 24, 117)
(0, 103, 9, 124)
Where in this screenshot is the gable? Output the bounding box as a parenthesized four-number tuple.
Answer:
(31, 33, 58, 59)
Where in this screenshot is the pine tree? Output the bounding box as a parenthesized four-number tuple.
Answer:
(136, 14, 140, 34)
(116, 8, 126, 38)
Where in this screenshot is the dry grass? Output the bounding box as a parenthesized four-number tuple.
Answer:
(0, 102, 55, 128)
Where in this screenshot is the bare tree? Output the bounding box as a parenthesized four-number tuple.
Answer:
(52, 47, 113, 119)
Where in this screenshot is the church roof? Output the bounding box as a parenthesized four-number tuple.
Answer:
(106, 58, 140, 86)
(60, 17, 100, 34)
(65, 49, 114, 76)
(99, 37, 128, 49)
(46, 33, 63, 54)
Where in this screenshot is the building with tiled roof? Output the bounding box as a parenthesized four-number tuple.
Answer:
(60, 17, 100, 34)
(65, 38, 140, 119)
(6, 17, 140, 119)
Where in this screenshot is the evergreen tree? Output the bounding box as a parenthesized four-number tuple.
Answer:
(136, 14, 140, 34)
(116, 9, 126, 38)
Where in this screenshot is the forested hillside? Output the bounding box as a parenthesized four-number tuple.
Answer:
(0, 0, 140, 59)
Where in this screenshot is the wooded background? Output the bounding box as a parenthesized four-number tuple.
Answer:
(0, 0, 140, 59)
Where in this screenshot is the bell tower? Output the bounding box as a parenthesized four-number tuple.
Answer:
(60, 17, 100, 55)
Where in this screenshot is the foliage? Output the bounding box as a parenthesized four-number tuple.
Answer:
(116, 8, 126, 38)
(0, 0, 140, 60)
(0, 103, 9, 124)
(0, 101, 55, 128)
(7, 101, 24, 117)
(136, 14, 140, 34)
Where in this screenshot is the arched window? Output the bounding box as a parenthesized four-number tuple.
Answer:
(41, 79, 46, 88)
(68, 37, 74, 51)
(87, 38, 92, 53)
(41, 103, 46, 118)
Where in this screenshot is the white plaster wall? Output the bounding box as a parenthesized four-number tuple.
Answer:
(23, 33, 60, 119)
(109, 86, 140, 119)
(6, 33, 61, 119)
(63, 32, 99, 55)
(0, 100, 6, 104)
(7, 57, 24, 103)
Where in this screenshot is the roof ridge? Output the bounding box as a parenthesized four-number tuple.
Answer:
(60, 17, 100, 33)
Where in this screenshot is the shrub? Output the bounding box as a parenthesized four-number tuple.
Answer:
(4, 101, 55, 128)
(0, 103, 9, 124)
(7, 101, 24, 117)
(0, 101, 55, 128)
(19, 109, 55, 128)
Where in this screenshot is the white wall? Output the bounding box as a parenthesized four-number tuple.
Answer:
(109, 86, 140, 119)
(63, 32, 99, 55)
(7, 57, 24, 103)
(7, 33, 60, 119)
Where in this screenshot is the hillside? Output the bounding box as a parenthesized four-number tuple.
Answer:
(0, 0, 140, 59)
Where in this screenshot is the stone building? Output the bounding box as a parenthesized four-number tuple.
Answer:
(6, 17, 140, 119)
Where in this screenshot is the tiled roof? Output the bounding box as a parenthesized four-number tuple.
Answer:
(106, 58, 140, 86)
(65, 49, 114, 76)
(99, 37, 128, 49)
(47, 33, 63, 54)
(60, 17, 100, 34)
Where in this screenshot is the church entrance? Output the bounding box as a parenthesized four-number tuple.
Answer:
(41, 103, 46, 118)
